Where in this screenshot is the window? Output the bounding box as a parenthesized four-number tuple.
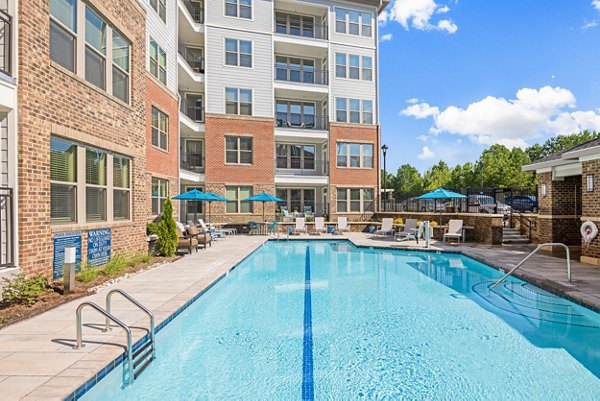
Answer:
(152, 178, 168, 215)
(349, 55, 360, 80)
(113, 155, 130, 220)
(150, 0, 167, 22)
(335, 98, 374, 124)
(275, 12, 315, 37)
(85, 6, 107, 90)
(276, 144, 315, 169)
(50, 0, 77, 72)
(275, 56, 315, 83)
(150, 39, 167, 84)
(85, 148, 107, 222)
(336, 143, 374, 168)
(225, 0, 251, 19)
(51, 137, 77, 224)
(277, 188, 315, 214)
(226, 136, 253, 164)
(184, 186, 204, 219)
(112, 31, 130, 103)
(151, 107, 168, 150)
(335, 9, 372, 37)
(275, 100, 316, 128)
(225, 88, 252, 115)
(183, 140, 203, 172)
(335, 53, 346, 78)
(226, 186, 253, 213)
(337, 188, 374, 213)
(225, 39, 252, 67)
(362, 56, 372, 81)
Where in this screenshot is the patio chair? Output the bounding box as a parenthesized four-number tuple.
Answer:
(373, 218, 394, 238)
(187, 225, 211, 249)
(313, 217, 326, 235)
(304, 206, 314, 220)
(443, 219, 464, 243)
(337, 216, 350, 233)
(198, 219, 221, 241)
(294, 217, 308, 234)
(177, 228, 198, 254)
(267, 221, 278, 235)
(395, 219, 418, 242)
(248, 221, 260, 235)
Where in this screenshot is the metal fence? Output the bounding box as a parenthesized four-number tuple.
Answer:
(0, 8, 12, 77)
(0, 187, 14, 268)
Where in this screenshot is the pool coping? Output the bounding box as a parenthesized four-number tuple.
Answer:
(65, 237, 600, 400)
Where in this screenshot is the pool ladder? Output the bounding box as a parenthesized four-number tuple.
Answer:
(491, 243, 571, 289)
(74, 289, 156, 386)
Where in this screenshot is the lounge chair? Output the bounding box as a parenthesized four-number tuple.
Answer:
(337, 216, 350, 233)
(395, 219, 418, 242)
(373, 218, 394, 238)
(443, 219, 464, 243)
(313, 217, 326, 235)
(198, 219, 221, 241)
(187, 225, 211, 249)
(294, 217, 307, 234)
(304, 206, 314, 220)
(177, 228, 198, 254)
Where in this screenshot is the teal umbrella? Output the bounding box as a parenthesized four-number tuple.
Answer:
(173, 189, 213, 223)
(203, 192, 228, 223)
(417, 188, 466, 199)
(243, 192, 283, 222)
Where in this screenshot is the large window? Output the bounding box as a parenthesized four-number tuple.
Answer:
(85, 6, 107, 90)
(152, 178, 168, 215)
(336, 143, 374, 168)
(150, 39, 167, 84)
(276, 144, 315, 169)
(335, 53, 372, 80)
(151, 107, 168, 150)
(275, 12, 315, 37)
(150, 0, 167, 22)
(335, 8, 372, 37)
(225, 0, 251, 19)
(275, 56, 315, 84)
(226, 186, 253, 213)
(50, 0, 77, 72)
(50, 137, 78, 224)
(50, 136, 131, 224)
(275, 100, 315, 128)
(335, 98, 374, 125)
(337, 188, 374, 213)
(225, 39, 252, 67)
(112, 30, 130, 103)
(225, 136, 253, 164)
(225, 87, 252, 115)
(276, 188, 315, 214)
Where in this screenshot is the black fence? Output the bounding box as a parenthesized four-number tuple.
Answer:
(381, 187, 538, 215)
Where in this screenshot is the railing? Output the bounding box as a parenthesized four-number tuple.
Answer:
(0, 9, 12, 77)
(275, 15, 328, 40)
(275, 159, 327, 177)
(181, 154, 205, 174)
(277, 201, 327, 220)
(178, 44, 204, 74)
(180, 101, 204, 122)
(182, 0, 204, 24)
(0, 187, 14, 268)
(491, 243, 571, 288)
(275, 64, 328, 86)
(275, 115, 328, 130)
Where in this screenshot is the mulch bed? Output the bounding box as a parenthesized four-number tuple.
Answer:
(0, 256, 180, 329)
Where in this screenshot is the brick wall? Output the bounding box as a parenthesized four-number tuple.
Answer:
(18, 0, 148, 277)
(537, 173, 581, 246)
(581, 160, 600, 261)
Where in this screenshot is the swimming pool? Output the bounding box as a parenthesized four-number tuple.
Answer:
(79, 240, 600, 400)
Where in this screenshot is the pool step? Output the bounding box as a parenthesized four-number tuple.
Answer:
(133, 339, 155, 379)
(502, 228, 530, 244)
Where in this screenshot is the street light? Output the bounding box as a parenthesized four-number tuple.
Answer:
(381, 144, 388, 211)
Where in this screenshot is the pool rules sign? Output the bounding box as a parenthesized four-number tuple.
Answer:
(87, 228, 112, 266)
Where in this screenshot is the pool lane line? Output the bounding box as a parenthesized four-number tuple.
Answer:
(302, 246, 315, 401)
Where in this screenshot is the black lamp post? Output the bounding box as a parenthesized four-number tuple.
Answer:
(381, 144, 388, 211)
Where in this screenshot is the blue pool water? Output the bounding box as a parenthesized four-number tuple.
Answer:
(81, 240, 600, 400)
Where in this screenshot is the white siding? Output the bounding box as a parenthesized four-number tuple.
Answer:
(328, 1, 376, 49)
(144, 0, 179, 93)
(204, 27, 273, 117)
(206, 0, 274, 34)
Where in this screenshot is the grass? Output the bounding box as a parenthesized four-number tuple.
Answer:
(102, 254, 128, 276)
(76, 262, 99, 283)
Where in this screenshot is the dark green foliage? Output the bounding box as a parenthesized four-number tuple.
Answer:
(2, 275, 50, 306)
(146, 222, 159, 236)
(156, 198, 178, 256)
(102, 254, 128, 276)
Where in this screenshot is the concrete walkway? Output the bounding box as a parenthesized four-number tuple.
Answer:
(1, 233, 600, 400)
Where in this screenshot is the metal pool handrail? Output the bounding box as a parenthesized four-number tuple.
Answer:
(491, 243, 571, 289)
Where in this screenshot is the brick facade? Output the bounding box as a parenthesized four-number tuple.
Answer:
(537, 173, 581, 246)
(581, 159, 600, 261)
(18, 0, 147, 277)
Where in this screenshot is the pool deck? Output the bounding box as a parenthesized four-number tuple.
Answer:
(1, 233, 599, 400)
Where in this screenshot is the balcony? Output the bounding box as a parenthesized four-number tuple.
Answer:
(275, 12, 328, 40)
(181, 154, 204, 174)
(178, 43, 204, 74)
(181, 0, 204, 24)
(275, 159, 327, 177)
(275, 63, 328, 86)
(0, 9, 12, 77)
(275, 114, 328, 131)
(180, 97, 204, 123)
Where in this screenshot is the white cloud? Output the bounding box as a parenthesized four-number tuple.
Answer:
(418, 146, 435, 160)
(582, 20, 598, 30)
(401, 102, 440, 119)
(380, 0, 458, 34)
(406, 98, 420, 104)
(380, 33, 393, 42)
(593, 0, 600, 11)
(417, 134, 429, 142)
(402, 86, 600, 148)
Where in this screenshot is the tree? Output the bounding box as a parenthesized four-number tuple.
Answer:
(393, 164, 423, 195)
(423, 161, 451, 190)
(156, 198, 178, 256)
(526, 130, 600, 161)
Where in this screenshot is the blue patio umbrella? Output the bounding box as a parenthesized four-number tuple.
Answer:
(243, 192, 283, 222)
(203, 192, 228, 223)
(173, 189, 214, 223)
(417, 188, 466, 223)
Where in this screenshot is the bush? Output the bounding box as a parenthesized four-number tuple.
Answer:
(429, 221, 439, 227)
(76, 263, 99, 283)
(156, 198, 178, 256)
(128, 252, 152, 266)
(393, 217, 404, 225)
(146, 222, 159, 236)
(102, 254, 128, 276)
(2, 275, 50, 306)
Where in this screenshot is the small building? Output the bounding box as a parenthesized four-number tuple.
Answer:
(523, 138, 600, 265)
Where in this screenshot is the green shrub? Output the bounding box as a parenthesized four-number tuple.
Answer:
(2, 275, 50, 306)
(76, 263, 99, 283)
(156, 198, 178, 256)
(128, 252, 152, 266)
(146, 222, 159, 236)
(102, 254, 128, 276)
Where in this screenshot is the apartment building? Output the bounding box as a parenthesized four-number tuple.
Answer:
(177, 0, 387, 223)
(17, 0, 148, 276)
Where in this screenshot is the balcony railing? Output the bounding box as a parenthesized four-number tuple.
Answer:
(182, 0, 204, 24)
(275, 15, 328, 40)
(178, 43, 204, 74)
(275, 159, 327, 177)
(276, 201, 327, 219)
(0, 9, 12, 77)
(181, 154, 205, 174)
(275, 115, 328, 130)
(275, 64, 328, 86)
(180, 103, 204, 123)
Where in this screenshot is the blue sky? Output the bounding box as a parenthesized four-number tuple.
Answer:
(378, 0, 600, 172)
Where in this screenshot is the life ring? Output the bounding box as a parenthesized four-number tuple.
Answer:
(581, 220, 598, 244)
